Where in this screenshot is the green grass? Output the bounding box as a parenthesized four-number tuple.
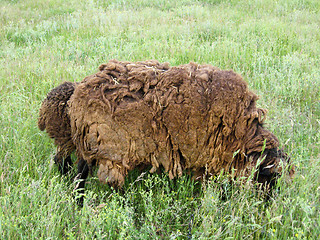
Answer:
(0, 0, 319, 239)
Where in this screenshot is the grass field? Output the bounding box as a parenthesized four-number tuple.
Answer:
(0, 0, 319, 239)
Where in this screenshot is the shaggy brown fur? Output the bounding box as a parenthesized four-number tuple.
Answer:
(38, 82, 76, 174)
(68, 60, 295, 188)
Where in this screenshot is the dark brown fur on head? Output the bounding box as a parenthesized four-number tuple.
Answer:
(249, 147, 294, 187)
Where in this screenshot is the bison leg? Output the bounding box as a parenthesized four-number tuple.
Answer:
(74, 157, 89, 207)
(53, 142, 75, 175)
(54, 154, 73, 175)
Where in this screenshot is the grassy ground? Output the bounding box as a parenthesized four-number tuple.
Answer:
(0, 0, 319, 239)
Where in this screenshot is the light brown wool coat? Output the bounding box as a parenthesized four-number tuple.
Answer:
(67, 60, 294, 186)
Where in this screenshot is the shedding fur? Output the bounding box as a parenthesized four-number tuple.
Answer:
(68, 60, 294, 187)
